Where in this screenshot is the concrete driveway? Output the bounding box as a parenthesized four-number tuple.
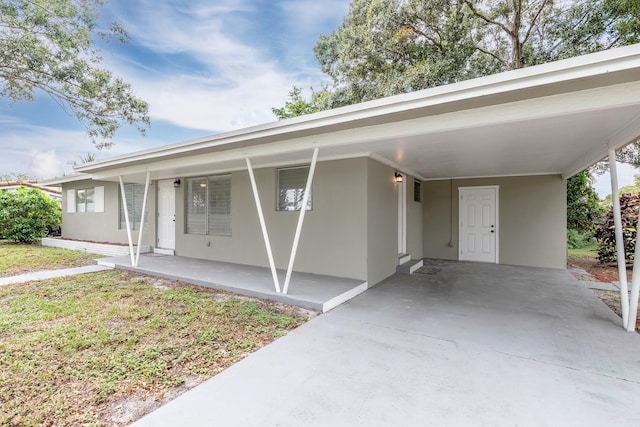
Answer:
(133, 261, 640, 426)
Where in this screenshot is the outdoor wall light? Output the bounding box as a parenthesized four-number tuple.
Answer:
(199, 180, 207, 188)
(395, 172, 404, 183)
(173, 179, 181, 188)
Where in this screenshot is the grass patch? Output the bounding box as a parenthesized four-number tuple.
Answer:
(567, 240, 598, 259)
(0, 271, 309, 425)
(0, 241, 99, 277)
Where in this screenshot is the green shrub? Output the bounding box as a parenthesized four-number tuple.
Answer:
(567, 228, 593, 249)
(0, 187, 61, 243)
(594, 193, 639, 263)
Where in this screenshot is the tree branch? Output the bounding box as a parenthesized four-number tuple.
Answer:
(463, 0, 517, 38)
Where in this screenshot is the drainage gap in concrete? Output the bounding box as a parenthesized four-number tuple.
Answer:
(415, 267, 442, 275)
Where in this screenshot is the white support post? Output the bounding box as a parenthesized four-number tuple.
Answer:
(628, 238, 640, 331)
(609, 148, 635, 328)
(283, 147, 319, 295)
(608, 149, 630, 327)
(246, 157, 281, 293)
(134, 171, 151, 267)
(118, 175, 135, 266)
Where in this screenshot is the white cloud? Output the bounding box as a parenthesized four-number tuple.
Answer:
(27, 150, 63, 179)
(0, 126, 99, 179)
(279, 0, 350, 35)
(101, 0, 329, 133)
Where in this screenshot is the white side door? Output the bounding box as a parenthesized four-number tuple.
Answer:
(157, 180, 176, 250)
(398, 175, 406, 255)
(459, 186, 498, 263)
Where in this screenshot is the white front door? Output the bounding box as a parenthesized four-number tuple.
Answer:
(398, 175, 406, 255)
(459, 186, 498, 263)
(157, 180, 176, 250)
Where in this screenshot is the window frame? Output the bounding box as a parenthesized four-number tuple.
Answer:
(184, 175, 232, 236)
(76, 188, 95, 213)
(277, 165, 312, 211)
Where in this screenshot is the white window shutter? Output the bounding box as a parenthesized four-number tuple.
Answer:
(66, 189, 76, 213)
(94, 186, 105, 213)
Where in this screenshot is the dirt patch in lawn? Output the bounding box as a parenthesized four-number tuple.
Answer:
(0, 270, 313, 426)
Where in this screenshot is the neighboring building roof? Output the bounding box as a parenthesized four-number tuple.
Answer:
(0, 181, 62, 199)
(52, 44, 640, 184)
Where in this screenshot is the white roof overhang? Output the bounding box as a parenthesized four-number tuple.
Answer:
(73, 44, 640, 184)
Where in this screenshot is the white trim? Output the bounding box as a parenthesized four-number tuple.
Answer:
(458, 185, 500, 264)
(424, 172, 561, 181)
(42, 173, 91, 186)
(408, 259, 424, 274)
(368, 153, 427, 181)
(322, 281, 368, 313)
(153, 247, 174, 256)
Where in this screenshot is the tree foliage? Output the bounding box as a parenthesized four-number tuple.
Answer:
(567, 170, 604, 234)
(0, 187, 61, 243)
(0, 0, 149, 148)
(277, 0, 640, 111)
(272, 87, 329, 120)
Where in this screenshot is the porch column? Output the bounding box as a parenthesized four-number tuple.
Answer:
(628, 237, 640, 331)
(118, 175, 135, 266)
(134, 171, 151, 267)
(608, 149, 630, 327)
(246, 157, 281, 293)
(283, 147, 319, 294)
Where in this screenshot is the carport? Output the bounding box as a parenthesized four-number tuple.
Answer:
(132, 262, 640, 426)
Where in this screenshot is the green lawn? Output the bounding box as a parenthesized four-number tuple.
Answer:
(567, 241, 598, 259)
(0, 240, 99, 277)
(0, 270, 309, 426)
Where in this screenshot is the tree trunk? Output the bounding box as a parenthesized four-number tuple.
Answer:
(512, 0, 524, 68)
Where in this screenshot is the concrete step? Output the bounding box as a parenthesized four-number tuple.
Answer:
(397, 259, 424, 274)
(398, 254, 411, 265)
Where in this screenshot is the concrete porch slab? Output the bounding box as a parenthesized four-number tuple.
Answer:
(97, 254, 367, 312)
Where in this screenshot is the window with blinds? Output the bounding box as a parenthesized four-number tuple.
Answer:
(277, 166, 312, 211)
(185, 175, 231, 236)
(119, 183, 147, 230)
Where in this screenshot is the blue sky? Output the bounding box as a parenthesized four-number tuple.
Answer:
(0, 0, 634, 195)
(0, 0, 351, 179)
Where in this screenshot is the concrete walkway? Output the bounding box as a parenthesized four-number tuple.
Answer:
(0, 264, 112, 286)
(133, 261, 640, 426)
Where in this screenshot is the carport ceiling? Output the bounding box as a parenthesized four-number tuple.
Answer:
(75, 44, 640, 183)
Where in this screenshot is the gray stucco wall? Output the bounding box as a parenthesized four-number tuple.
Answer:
(366, 159, 401, 286)
(175, 158, 369, 281)
(61, 180, 156, 245)
(423, 175, 566, 269)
